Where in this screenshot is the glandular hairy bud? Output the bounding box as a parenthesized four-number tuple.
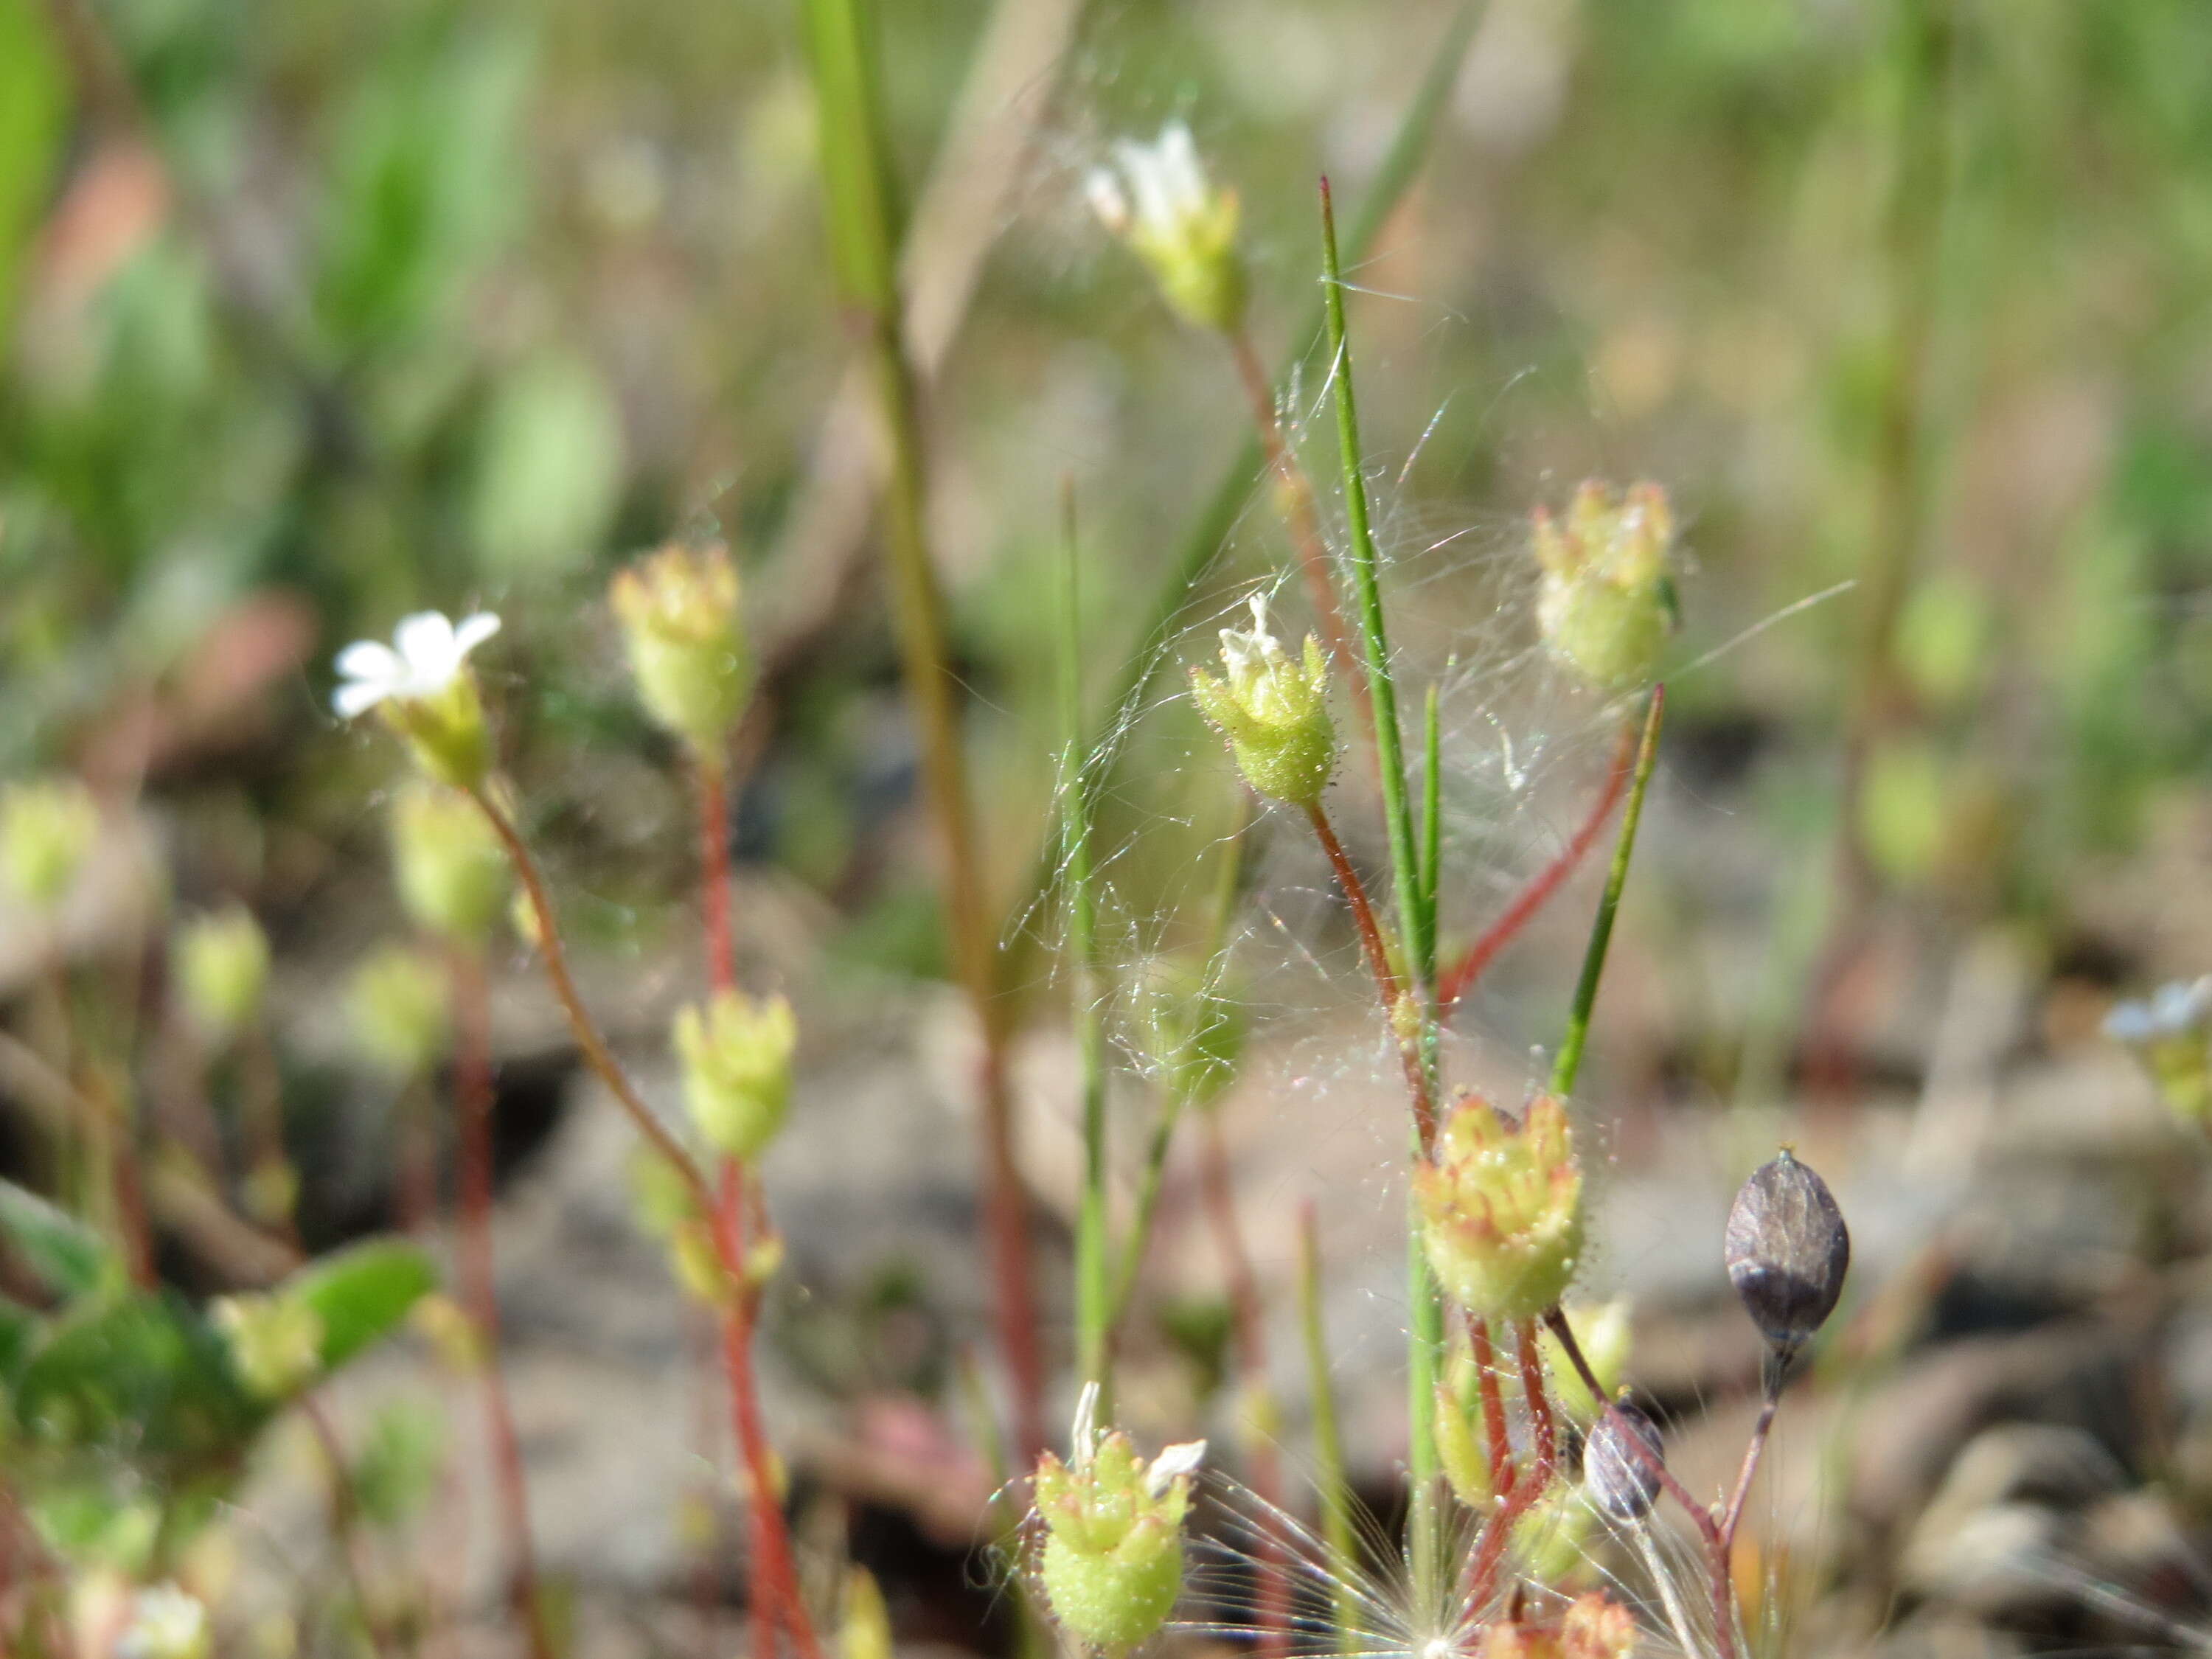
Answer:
(2104, 978, 2212, 1130)
(1135, 954, 1243, 1112)
(611, 543, 753, 752)
(1532, 481, 1677, 689)
(390, 780, 509, 946)
(1723, 1149, 1850, 1368)
(672, 990, 797, 1161)
(173, 905, 271, 1046)
(1413, 1093, 1585, 1322)
(1189, 594, 1337, 810)
(349, 945, 451, 1078)
(212, 1292, 324, 1400)
(1087, 122, 1246, 334)
(1, 778, 99, 912)
(1033, 1392, 1204, 1653)
(1479, 1592, 1638, 1659)
(1583, 1399, 1666, 1521)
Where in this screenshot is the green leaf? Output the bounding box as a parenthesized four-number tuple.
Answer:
(0, 0, 68, 333)
(470, 350, 625, 578)
(284, 1237, 437, 1373)
(14, 1292, 259, 1472)
(0, 1181, 119, 1302)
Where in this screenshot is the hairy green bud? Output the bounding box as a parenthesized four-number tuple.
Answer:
(1532, 481, 1677, 689)
(1189, 594, 1336, 809)
(1414, 1093, 1585, 1322)
(610, 543, 754, 751)
(173, 905, 271, 1045)
(391, 780, 509, 945)
(1, 778, 98, 911)
(672, 990, 797, 1160)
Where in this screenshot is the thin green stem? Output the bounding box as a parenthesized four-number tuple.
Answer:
(1062, 487, 1110, 1397)
(802, 0, 1044, 1458)
(1296, 1200, 1357, 1655)
(1548, 687, 1666, 1099)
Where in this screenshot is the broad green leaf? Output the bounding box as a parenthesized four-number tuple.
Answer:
(0, 0, 67, 334)
(283, 1237, 437, 1373)
(14, 1292, 259, 1470)
(0, 1181, 119, 1302)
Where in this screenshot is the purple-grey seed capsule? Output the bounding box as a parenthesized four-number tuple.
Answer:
(1585, 1401, 1666, 1520)
(1723, 1150, 1849, 1356)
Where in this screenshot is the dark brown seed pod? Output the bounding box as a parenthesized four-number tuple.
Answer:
(1584, 1401, 1666, 1520)
(1723, 1149, 1849, 1362)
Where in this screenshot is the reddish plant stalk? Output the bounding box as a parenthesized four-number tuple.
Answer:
(714, 1163, 824, 1659)
(1720, 1391, 1781, 1551)
(303, 1396, 398, 1659)
(1303, 804, 1437, 1150)
(696, 752, 738, 995)
(1438, 722, 1637, 1008)
(1467, 1316, 1517, 1502)
(1463, 1324, 1557, 1611)
(977, 1040, 1048, 1461)
(1545, 1308, 1736, 1659)
(396, 1076, 436, 1237)
(1196, 1114, 1292, 1659)
(449, 949, 555, 1659)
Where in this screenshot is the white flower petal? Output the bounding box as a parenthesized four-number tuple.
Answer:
(334, 639, 403, 684)
(1147, 1439, 1207, 1496)
(1085, 167, 1132, 234)
(1071, 1380, 1102, 1466)
(451, 611, 503, 658)
(394, 611, 460, 680)
(1157, 123, 1207, 215)
(333, 679, 393, 719)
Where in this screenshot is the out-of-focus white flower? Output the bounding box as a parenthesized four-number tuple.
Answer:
(1086, 122, 1245, 332)
(2106, 975, 2212, 1131)
(333, 611, 501, 719)
(116, 1584, 211, 1659)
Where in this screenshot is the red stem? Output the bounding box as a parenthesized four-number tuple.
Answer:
(451, 950, 555, 1659)
(1197, 1116, 1291, 1659)
(1464, 1323, 1557, 1611)
(697, 751, 738, 995)
(714, 1162, 824, 1659)
(1468, 1316, 1517, 1502)
(1439, 720, 1636, 1008)
(1303, 804, 1436, 1150)
(1720, 1391, 1780, 1551)
(978, 1041, 1048, 1462)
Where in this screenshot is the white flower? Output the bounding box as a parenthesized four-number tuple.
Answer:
(1087, 122, 1213, 244)
(116, 1584, 210, 1659)
(1145, 1439, 1208, 1497)
(2104, 975, 2212, 1046)
(333, 611, 501, 719)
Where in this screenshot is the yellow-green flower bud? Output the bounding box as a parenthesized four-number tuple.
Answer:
(172, 905, 271, 1045)
(1, 778, 99, 911)
(349, 946, 452, 1078)
(212, 1293, 324, 1399)
(1087, 123, 1246, 334)
(1135, 955, 1243, 1111)
(672, 990, 796, 1160)
(1189, 595, 1336, 809)
(1033, 1388, 1204, 1652)
(1414, 1093, 1585, 1322)
(610, 543, 753, 751)
(333, 612, 502, 790)
(390, 781, 508, 945)
(1532, 481, 1677, 689)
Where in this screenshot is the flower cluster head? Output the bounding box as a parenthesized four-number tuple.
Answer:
(673, 990, 797, 1161)
(390, 779, 509, 945)
(1087, 122, 1246, 333)
(1189, 594, 1337, 810)
(1415, 1093, 1585, 1322)
(172, 904, 270, 1044)
(610, 543, 754, 752)
(333, 611, 502, 788)
(1531, 481, 1677, 689)
(212, 1291, 324, 1400)
(1, 777, 98, 912)
(2105, 977, 2212, 1130)
(1032, 1384, 1205, 1652)
(1723, 1148, 1849, 1379)
(1478, 1592, 1637, 1659)
(1135, 954, 1244, 1112)
(349, 945, 451, 1077)
(116, 1584, 212, 1659)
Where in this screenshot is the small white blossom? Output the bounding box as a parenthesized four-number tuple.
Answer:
(1145, 1439, 1208, 1497)
(333, 611, 501, 719)
(1070, 1378, 1102, 1467)
(116, 1584, 210, 1659)
(2104, 975, 2212, 1046)
(1088, 123, 1213, 245)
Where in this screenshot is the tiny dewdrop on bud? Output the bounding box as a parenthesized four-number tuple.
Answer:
(1582, 1397, 1666, 1522)
(172, 905, 271, 1046)
(672, 990, 797, 1161)
(389, 779, 509, 945)
(609, 542, 754, 752)
(0, 777, 99, 912)
(1413, 1093, 1585, 1322)
(116, 1583, 212, 1659)
(2104, 977, 2212, 1130)
(1189, 594, 1337, 810)
(1033, 1391, 1204, 1655)
(348, 945, 451, 1078)
(1087, 122, 1246, 334)
(1531, 481, 1677, 689)
(332, 610, 502, 789)
(1723, 1148, 1851, 1379)
(212, 1292, 324, 1400)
